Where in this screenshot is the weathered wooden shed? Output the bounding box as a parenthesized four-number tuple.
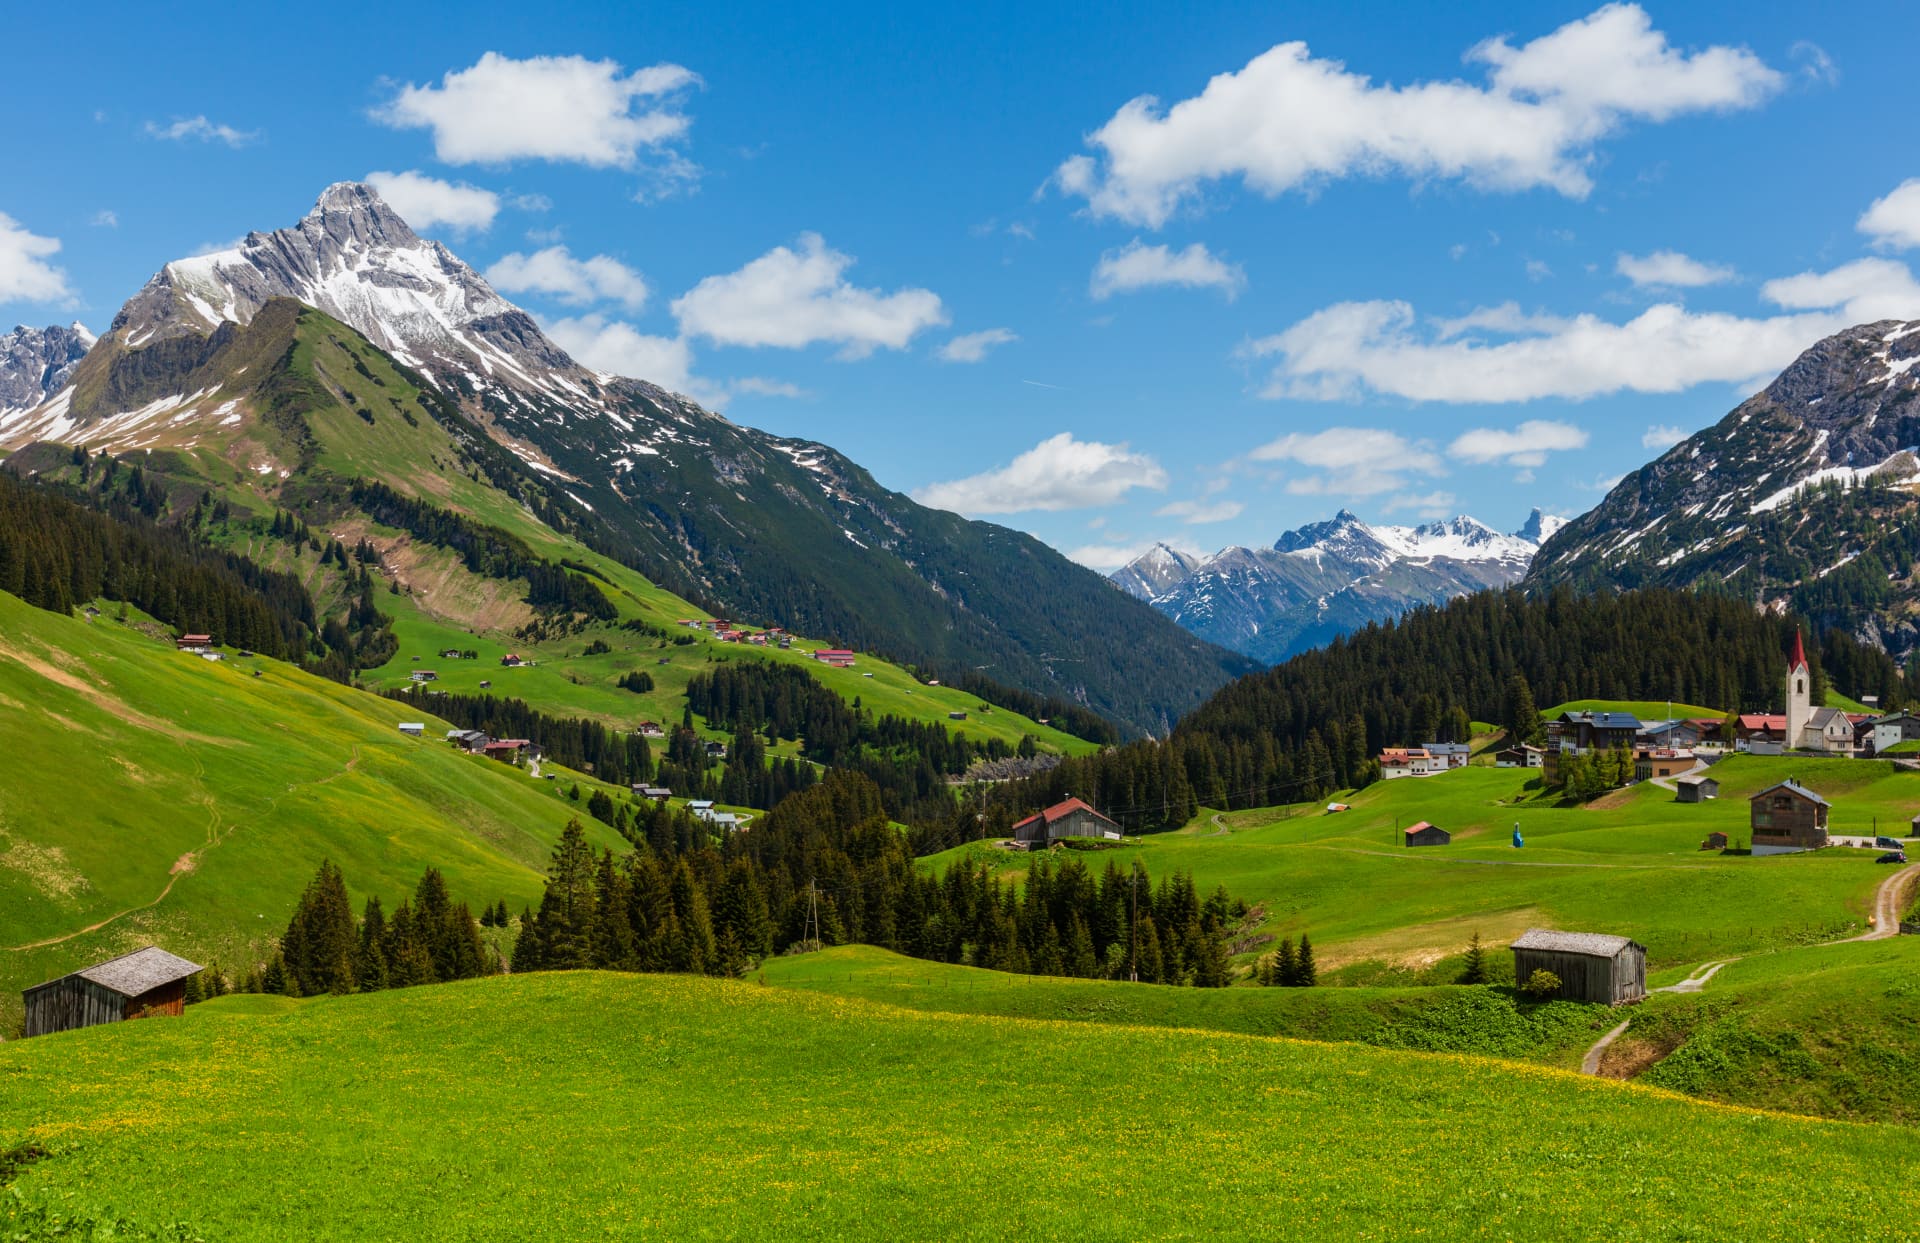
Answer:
(1510, 929, 1646, 1005)
(23, 947, 203, 1038)
(1749, 780, 1830, 853)
(1403, 821, 1451, 847)
(1674, 774, 1719, 803)
(1011, 797, 1122, 847)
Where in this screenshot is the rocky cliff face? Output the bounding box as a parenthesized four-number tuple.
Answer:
(1115, 510, 1547, 664)
(1524, 320, 1920, 655)
(0, 323, 93, 417)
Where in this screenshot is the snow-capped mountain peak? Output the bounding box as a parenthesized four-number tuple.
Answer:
(1112, 507, 1561, 664)
(0, 323, 94, 418)
(108, 181, 586, 406)
(1514, 507, 1569, 545)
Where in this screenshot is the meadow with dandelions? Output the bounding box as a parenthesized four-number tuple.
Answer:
(1, 971, 1915, 1240)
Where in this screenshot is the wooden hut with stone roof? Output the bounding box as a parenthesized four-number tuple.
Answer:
(1510, 929, 1646, 1005)
(22, 946, 203, 1038)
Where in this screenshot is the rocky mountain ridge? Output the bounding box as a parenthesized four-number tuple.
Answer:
(1116, 510, 1555, 664)
(1525, 319, 1920, 655)
(0, 323, 93, 417)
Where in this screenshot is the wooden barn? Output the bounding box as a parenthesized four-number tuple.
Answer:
(1403, 821, 1451, 847)
(23, 947, 203, 1038)
(1510, 929, 1646, 1005)
(1011, 797, 1121, 847)
(1674, 774, 1719, 803)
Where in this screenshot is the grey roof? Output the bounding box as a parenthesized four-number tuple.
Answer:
(1751, 780, 1830, 807)
(1806, 707, 1850, 728)
(1674, 774, 1718, 787)
(32, 946, 203, 997)
(1511, 928, 1641, 957)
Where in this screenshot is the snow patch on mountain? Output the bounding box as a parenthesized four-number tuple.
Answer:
(1112, 508, 1560, 664)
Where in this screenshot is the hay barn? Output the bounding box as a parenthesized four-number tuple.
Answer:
(23, 947, 203, 1038)
(1510, 929, 1646, 1005)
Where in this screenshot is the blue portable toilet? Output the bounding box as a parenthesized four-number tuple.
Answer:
(1511, 823, 1524, 849)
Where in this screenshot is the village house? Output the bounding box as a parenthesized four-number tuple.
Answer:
(637, 722, 665, 739)
(1550, 711, 1642, 754)
(1378, 748, 1442, 780)
(1674, 774, 1719, 803)
(1422, 742, 1470, 769)
(813, 649, 857, 668)
(409, 670, 438, 683)
(439, 648, 466, 659)
(1011, 797, 1122, 848)
(175, 633, 213, 652)
(1637, 719, 1706, 749)
(483, 738, 533, 765)
(1495, 744, 1545, 768)
(23, 947, 203, 1038)
(1866, 710, 1920, 756)
(948, 711, 968, 721)
(500, 653, 526, 667)
(397, 722, 425, 737)
(632, 785, 673, 801)
(447, 729, 490, 752)
(704, 740, 728, 760)
(1510, 929, 1647, 1005)
(1634, 749, 1697, 781)
(1403, 821, 1450, 847)
(1749, 779, 1830, 854)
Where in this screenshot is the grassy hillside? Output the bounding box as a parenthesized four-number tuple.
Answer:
(762, 945, 1613, 1066)
(16, 300, 1094, 758)
(0, 589, 629, 1027)
(930, 754, 1912, 977)
(2, 971, 1914, 1240)
(1607, 936, 1920, 1123)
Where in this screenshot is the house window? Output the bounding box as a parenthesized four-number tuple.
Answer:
(1773, 796, 1791, 810)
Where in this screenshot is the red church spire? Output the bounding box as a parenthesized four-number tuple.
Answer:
(1789, 629, 1808, 671)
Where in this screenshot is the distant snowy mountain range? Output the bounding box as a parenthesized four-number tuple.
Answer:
(0, 323, 94, 419)
(1114, 509, 1567, 664)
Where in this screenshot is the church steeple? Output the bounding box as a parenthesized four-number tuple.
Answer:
(1786, 629, 1811, 748)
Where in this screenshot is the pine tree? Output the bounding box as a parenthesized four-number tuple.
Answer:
(530, 819, 600, 970)
(1271, 936, 1296, 987)
(1461, 931, 1487, 985)
(1295, 933, 1317, 987)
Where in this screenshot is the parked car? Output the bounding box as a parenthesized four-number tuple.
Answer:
(1876, 851, 1907, 864)
(1875, 836, 1904, 850)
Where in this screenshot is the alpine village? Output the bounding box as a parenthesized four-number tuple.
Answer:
(4, 6, 1920, 1240)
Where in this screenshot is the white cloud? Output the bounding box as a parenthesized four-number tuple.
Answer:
(144, 116, 259, 147)
(1090, 239, 1245, 299)
(1155, 497, 1244, 524)
(1759, 257, 1920, 321)
(0, 213, 72, 304)
(1447, 419, 1588, 468)
(672, 233, 947, 358)
(938, 328, 1018, 363)
(544, 314, 693, 391)
(1249, 427, 1441, 496)
(375, 52, 699, 168)
(90, 210, 118, 228)
(1065, 537, 1201, 572)
(1525, 259, 1554, 282)
(1859, 180, 1920, 252)
(486, 246, 649, 309)
(364, 170, 499, 235)
(1054, 4, 1782, 227)
(914, 433, 1168, 515)
(1642, 424, 1688, 449)
(1382, 490, 1458, 519)
(1790, 40, 1839, 87)
(1616, 249, 1734, 287)
(1245, 257, 1920, 404)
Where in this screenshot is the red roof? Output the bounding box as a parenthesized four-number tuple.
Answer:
(1404, 821, 1443, 838)
(1737, 713, 1787, 732)
(483, 739, 530, 751)
(179, 634, 212, 643)
(1789, 629, 1808, 671)
(1011, 796, 1113, 832)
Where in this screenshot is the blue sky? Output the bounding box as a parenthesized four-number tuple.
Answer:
(5, 1, 1920, 569)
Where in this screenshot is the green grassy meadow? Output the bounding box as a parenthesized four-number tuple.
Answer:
(928, 754, 1916, 976)
(2, 971, 1915, 1241)
(0, 590, 631, 1027)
